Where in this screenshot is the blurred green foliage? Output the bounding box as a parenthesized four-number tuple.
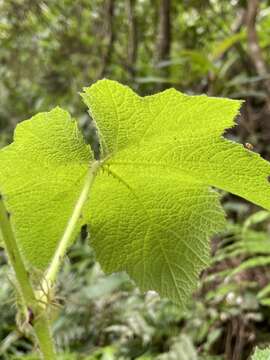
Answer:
(1, 0, 270, 137)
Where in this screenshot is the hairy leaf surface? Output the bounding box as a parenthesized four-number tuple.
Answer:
(1, 80, 270, 307)
(82, 80, 270, 305)
(0, 108, 93, 268)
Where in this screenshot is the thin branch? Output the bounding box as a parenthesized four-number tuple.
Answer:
(246, 0, 270, 107)
(156, 0, 171, 63)
(98, 0, 115, 78)
(126, 0, 138, 79)
(155, 0, 172, 91)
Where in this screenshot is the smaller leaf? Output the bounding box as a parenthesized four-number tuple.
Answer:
(243, 211, 270, 232)
(230, 256, 270, 277)
(211, 31, 246, 60)
(0, 107, 93, 269)
(251, 347, 270, 360)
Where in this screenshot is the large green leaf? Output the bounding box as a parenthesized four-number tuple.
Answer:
(1, 79, 270, 307)
(82, 80, 270, 305)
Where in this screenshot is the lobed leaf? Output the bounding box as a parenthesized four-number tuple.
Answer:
(1, 80, 270, 307)
(82, 80, 270, 305)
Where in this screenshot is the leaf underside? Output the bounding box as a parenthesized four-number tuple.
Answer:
(1, 80, 270, 306)
(0, 109, 93, 268)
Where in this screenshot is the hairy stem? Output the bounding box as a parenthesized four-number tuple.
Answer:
(0, 195, 56, 360)
(44, 160, 100, 287)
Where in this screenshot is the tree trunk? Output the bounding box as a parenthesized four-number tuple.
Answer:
(98, 0, 115, 78)
(126, 0, 138, 79)
(246, 0, 270, 109)
(155, 0, 171, 91)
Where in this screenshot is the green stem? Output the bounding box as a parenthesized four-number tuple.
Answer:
(45, 160, 100, 287)
(0, 195, 56, 360)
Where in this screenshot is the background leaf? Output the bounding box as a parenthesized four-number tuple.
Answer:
(252, 347, 270, 360)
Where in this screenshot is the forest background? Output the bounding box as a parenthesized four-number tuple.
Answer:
(1, 1, 270, 359)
